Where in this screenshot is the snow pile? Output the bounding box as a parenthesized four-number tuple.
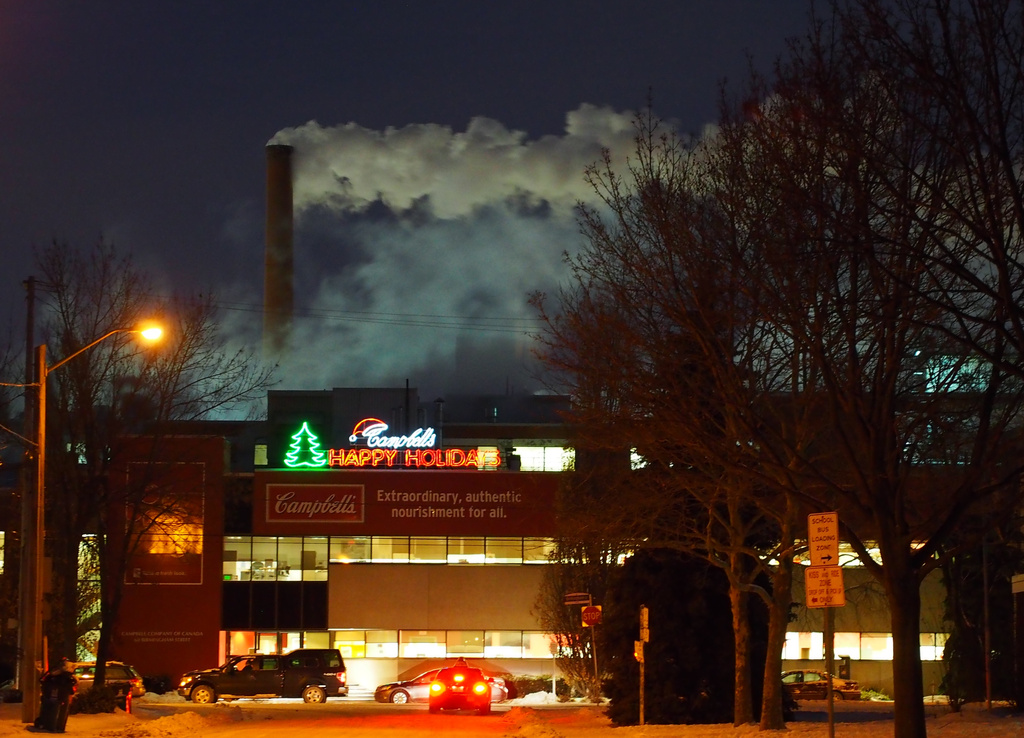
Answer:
(136, 691, 187, 704)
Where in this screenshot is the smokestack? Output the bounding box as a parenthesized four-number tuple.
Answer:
(264, 143, 294, 357)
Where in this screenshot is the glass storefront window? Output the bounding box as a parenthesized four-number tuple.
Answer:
(400, 630, 446, 658)
(330, 536, 370, 563)
(256, 632, 278, 654)
(448, 537, 485, 564)
(446, 631, 484, 655)
(485, 538, 521, 564)
(363, 630, 398, 659)
(281, 632, 301, 652)
(302, 538, 329, 580)
(227, 630, 255, 656)
(303, 631, 329, 649)
(484, 631, 523, 658)
(410, 537, 446, 563)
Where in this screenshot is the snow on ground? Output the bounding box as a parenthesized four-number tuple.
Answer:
(1, 697, 1022, 737)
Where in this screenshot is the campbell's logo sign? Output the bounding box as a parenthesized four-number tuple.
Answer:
(282, 420, 500, 470)
(266, 484, 365, 523)
(348, 418, 437, 448)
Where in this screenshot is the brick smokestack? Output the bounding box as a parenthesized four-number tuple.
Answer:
(264, 144, 294, 357)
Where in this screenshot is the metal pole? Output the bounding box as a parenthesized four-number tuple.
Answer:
(825, 605, 835, 738)
(983, 535, 992, 710)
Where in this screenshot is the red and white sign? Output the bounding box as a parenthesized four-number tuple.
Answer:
(266, 484, 365, 524)
(805, 566, 846, 608)
(582, 605, 603, 627)
(255, 469, 558, 536)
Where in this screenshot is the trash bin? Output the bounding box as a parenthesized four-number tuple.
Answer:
(34, 659, 76, 733)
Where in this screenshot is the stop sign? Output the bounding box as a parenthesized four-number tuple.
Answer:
(581, 605, 603, 627)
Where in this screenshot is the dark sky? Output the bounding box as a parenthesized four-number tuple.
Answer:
(0, 1, 813, 402)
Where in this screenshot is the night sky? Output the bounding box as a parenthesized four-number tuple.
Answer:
(1, 1, 813, 403)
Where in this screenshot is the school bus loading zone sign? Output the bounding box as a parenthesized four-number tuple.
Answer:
(805, 566, 846, 608)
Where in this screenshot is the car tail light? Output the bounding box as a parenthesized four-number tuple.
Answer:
(430, 681, 446, 695)
(324, 671, 346, 683)
(473, 681, 488, 696)
(453, 673, 466, 683)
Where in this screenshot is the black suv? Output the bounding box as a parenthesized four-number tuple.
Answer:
(177, 649, 347, 704)
(428, 660, 492, 715)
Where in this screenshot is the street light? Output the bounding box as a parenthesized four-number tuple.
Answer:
(18, 325, 162, 722)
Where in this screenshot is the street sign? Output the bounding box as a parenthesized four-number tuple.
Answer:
(805, 565, 846, 608)
(634, 640, 645, 662)
(808, 512, 839, 567)
(565, 592, 592, 606)
(582, 605, 603, 627)
(639, 604, 649, 642)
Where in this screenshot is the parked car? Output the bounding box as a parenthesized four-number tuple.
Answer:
(781, 669, 860, 700)
(177, 648, 347, 704)
(374, 667, 508, 704)
(427, 660, 493, 715)
(70, 661, 146, 699)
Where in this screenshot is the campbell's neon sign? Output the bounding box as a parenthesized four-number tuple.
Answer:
(349, 417, 437, 448)
(283, 420, 500, 469)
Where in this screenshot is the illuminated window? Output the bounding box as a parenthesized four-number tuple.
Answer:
(523, 632, 558, 658)
(302, 538, 329, 580)
(330, 536, 370, 563)
(484, 537, 522, 564)
(515, 446, 574, 472)
(362, 630, 398, 658)
(834, 632, 861, 660)
(410, 537, 446, 563)
(448, 537, 485, 564)
(920, 633, 948, 661)
(224, 537, 252, 581)
(372, 536, 410, 562)
(400, 630, 446, 658)
(447, 631, 485, 656)
(860, 633, 894, 661)
(524, 538, 555, 563)
(484, 631, 523, 658)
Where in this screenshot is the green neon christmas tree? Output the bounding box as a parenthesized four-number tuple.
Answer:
(284, 422, 327, 467)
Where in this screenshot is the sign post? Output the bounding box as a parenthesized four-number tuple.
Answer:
(565, 593, 599, 694)
(638, 605, 649, 726)
(806, 513, 844, 738)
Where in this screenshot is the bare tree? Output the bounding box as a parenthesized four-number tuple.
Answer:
(533, 113, 805, 728)
(537, 7, 1024, 738)
(35, 240, 275, 687)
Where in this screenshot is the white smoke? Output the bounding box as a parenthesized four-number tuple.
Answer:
(264, 104, 639, 398)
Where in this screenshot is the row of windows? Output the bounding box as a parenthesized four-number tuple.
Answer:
(783, 631, 949, 662)
(223, 535, 556, 581)
(226, 629, 557, 660)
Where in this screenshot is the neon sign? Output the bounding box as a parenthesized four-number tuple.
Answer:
(348, 417, 437, 448)
(282, 421, 500, 469)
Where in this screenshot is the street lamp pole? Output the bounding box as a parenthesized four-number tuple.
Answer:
(18, 327, 162, 723)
